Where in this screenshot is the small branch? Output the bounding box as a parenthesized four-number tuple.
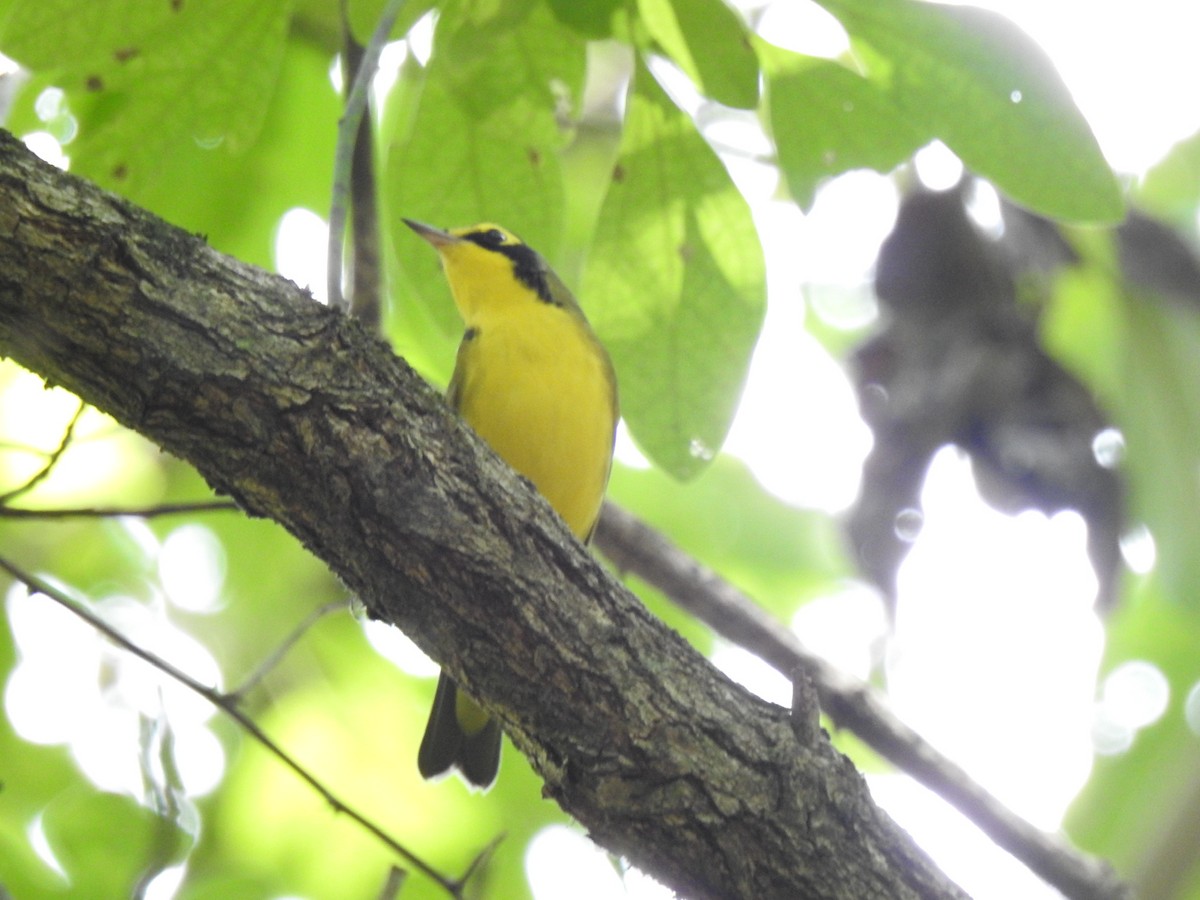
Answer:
(593, 502, 1131, 900)
(327, 0, 406, 312)
(0, 555, 476, 899)
(375, 866, 407, 900)
(0, 500, 240, 519)
(228, 599, 347, 701)
(458, 834, 505, 889)
(0, 398, 85, 504)
(341, 25, 383, 328)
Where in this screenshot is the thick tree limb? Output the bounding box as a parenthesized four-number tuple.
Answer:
(0, 129, 967, 899)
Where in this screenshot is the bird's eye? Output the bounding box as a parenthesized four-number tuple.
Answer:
(484, 228, 507, 246)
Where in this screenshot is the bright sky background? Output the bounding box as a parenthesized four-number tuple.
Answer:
(5, 1, 1197, 898)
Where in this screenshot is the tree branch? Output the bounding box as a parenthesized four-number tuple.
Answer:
(0, 397, 84, 503)
(0, 129, 966, 899)
(594, 504, 1131, 900)
(0, 557, 468, 898)
(0, 500, 239, 518)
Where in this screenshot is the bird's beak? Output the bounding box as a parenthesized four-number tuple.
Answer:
(403, 218, 460, 249)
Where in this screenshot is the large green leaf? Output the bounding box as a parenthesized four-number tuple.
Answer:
(1115, 299, 1200, 609)
(761, 43, 928, 210)
(546, 0, 628, 39)
(581, 58, 765, 480)
(0, 0, 294, 202)
(1043, 234, 1200, 612)
(386, 1, 586, 368)
(343, 0, 437, 45)
(387, 0, 585, 243)
(819, 0, 1121, 223)
(141, 36, 339, 268)
(636, 0, 759, 109)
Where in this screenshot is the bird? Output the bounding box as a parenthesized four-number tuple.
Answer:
(404, 218, 618, 789)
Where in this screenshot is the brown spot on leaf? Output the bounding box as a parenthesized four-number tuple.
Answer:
(85, 74, 104, 92)
(612, 164, 625, 183)
(112, 164, 128, 181)
(527, 147, 541, 167)
(114, 47, 139, 63)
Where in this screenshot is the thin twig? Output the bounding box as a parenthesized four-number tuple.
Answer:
(0, 500, 240, 519)
(459, 832, 505, 887)
(228, 599, 347, 701)
(341, 24, 383, 328)
(0, 398, 85, 504)
(592, 502, 1132, 900)
(0, 555, 474, 898)
(376, 866, 407, 900)
(328, 0, 408, 311)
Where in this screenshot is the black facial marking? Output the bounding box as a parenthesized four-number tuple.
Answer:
(466, 228, 508, 250)
(504, 243, 557, 305)
(464, 229, 559, 306)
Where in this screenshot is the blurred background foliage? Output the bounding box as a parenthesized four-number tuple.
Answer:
(0, 0, 1197, 898)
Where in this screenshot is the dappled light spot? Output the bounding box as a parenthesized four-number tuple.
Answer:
(527, 824, 673, 900)
(4, 581, 226, 800)
(893, 508, 923, 543)
(1092, 660, 1170, 756)
(159, 523, 226, 614)
(1119, 524, 1156, 575)
(274, 207, 329, 304)
(711, 641, 792, 706)
(1098, 660, 1170, 730)
(1184, 682, 1200, 738)
(1092, 428, 1125, 469)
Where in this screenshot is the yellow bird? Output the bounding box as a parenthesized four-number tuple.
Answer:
(405, 219, 618, 789)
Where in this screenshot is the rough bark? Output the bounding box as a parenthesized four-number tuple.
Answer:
(0, 130, 967, 900)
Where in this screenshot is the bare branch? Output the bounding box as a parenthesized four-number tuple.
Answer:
(0, 556, 470, 898)
(0, 398, 85, 504)
(339, 17, 384, 328)
(327, 0, 404, 314)
(0, 500, 240, 518)
(228, 599, 347, 700)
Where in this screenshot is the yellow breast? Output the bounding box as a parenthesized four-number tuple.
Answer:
(452, 304, 616, 540)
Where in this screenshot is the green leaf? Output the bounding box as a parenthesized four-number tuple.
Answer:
(388, 0, 585, 244)
(149, 36, 340, 268)
(610, 456, 844, 609)
(0, 0, 294, 201)
(344, 0, 437, 45)
(1115, 300, 1200, 610)
(1137, 130, 1200, 227)
(582, 59, 765, 480)
(761, 43, 928, 210)
(546, 0, 628, 39)
(1065, 586, 1200, 883)
(1043, 239, 1200, 612)
(41, 788, 188, 895)
(636, 0, 758, 109)
(819, 0, 1121, 223)
(386, 2, 586, 372)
